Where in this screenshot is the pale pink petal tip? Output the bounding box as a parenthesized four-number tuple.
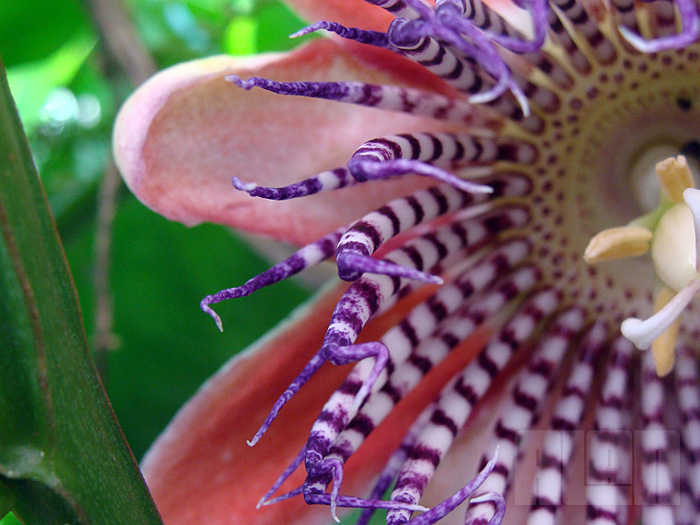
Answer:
(112, 39, 456, 245)
(114, 54, 282, 198)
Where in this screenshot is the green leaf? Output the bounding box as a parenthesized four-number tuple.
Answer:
(7, 31, 96, 132)
(102, 198, 311, 459)
(0, 53, 162, 523)
(0, 0, 88, 68)
(255, 1, 315, 52)
(0, 513, 21, 525)
(222, 16, 258, 55)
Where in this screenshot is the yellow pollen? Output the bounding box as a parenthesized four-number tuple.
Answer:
(656, 155, 694, 203)
(650, 286, 680, 377)
(582, 226, 652, 264)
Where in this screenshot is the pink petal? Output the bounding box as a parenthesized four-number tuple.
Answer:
(114, 39, 459, 246)
(141, 284, 491, 524)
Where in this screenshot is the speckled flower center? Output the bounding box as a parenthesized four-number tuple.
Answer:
(517, 42, 700, 322)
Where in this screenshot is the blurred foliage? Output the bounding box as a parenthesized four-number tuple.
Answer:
(6, 0, 314, 224)
(1, 0, 315, 522)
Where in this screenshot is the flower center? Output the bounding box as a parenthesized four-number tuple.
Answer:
(584, 153, 700, 375)
(573, 90, 700, 234)
(521, 40, 700, 318)
(504, 36, 700, 375)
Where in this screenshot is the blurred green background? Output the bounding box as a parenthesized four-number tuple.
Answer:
(2, 0, 314, 521)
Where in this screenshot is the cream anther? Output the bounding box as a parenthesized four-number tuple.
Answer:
(656, 155, 694, 202)
(583, 226, 652, 263)
(651, 203, 697, 292)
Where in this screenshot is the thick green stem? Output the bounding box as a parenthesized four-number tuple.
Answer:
(0, 53, 162, 524)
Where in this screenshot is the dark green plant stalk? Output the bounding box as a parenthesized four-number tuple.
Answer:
(0, 52, 162, 524)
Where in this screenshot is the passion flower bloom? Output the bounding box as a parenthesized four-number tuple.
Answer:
(113, 0, 700, 523)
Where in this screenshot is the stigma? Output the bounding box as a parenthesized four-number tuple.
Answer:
(585, 155, 700, 375)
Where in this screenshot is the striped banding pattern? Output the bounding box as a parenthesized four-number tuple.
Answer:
(346, 132, 532, 192)
(233, 9, 559, 130)
(398, 0, 529, 108)
(646, 0, 679, 38)
(676, 445, 696, 525)
(187, 1, 700, 524)
(305, 209, 533, 454)
(349, 133, 538, 169)
(385, 15, 538, 126)
(292, 0, 540, 114)
(372, 204, 532, 308)
(387, 26, 492, 97)
(639, 350, 675, 524)
(247, 204, 532, 447)
(305, 240, 532, 471)
(386, 293, 572, 524)
(618, 0, 700, 52)
(227, 75, 501, 128)
(232, 166, 360, 200)
(545, 0, 593, 74)
(585, 338, 635, 525)
(335, 174, 531, 281)
(302, 266, 541, 500)
(609, 0, 642, 39)
(675, 347, 700, 514)
(550, 0, 617, 65)
(438, 0, 549, 56)
(459, 301, 580, 525)
(355, 405, 438, 525)
(386, 454, 506, 525)
(365, 0, 418, 19)
(526, 321, 608, 525)
(232, 132, 537, 202)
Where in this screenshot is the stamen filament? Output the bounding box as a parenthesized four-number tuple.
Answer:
(650, 287, 681, 377)
(621, 279, 700, 349)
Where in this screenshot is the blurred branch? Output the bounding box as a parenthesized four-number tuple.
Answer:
(84, 0, 156, 85)
(93, 162, 121, 367)
(83, 0, 157, 368)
